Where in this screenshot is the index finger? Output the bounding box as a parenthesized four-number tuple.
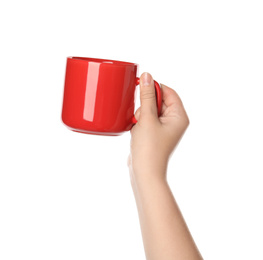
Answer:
(160, 84, 184, 108)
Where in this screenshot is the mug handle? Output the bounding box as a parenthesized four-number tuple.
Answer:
(131, 77, 162, 124)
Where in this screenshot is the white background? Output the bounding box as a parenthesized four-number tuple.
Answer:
(0, 0, 262, 259)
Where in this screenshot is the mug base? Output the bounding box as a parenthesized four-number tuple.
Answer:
(66, 126, 125, 136)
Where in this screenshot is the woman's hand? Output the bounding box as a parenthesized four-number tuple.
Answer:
(128, 72, 189, 182)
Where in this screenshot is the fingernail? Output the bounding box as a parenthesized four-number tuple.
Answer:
(142, 72, 152, 86)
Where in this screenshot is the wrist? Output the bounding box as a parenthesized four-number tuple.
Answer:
(130, 169, 169, 211)
(129, 165, 168, 191)
(128, 152, 169, 191)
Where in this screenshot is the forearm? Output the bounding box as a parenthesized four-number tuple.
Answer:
(130, 169, 202, 260)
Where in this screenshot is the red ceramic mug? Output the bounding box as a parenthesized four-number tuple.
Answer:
(61, 57, 162, 136)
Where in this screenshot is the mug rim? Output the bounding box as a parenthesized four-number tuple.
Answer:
(68, 56, 138, 67)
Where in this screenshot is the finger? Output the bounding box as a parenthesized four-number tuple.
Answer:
(160, 84, 189, 123)
(161, 83, 184, 108)
(134, 107, 141, 121)
(160, 102, 167, 115)
(139, 72, 158, 117)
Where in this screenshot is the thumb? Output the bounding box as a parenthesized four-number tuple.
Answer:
(139, 72, 158, 117)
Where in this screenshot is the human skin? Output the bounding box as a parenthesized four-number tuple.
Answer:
(127, 72, 203, 260)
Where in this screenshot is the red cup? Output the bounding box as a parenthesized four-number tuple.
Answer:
(61, 57, 162, 136)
